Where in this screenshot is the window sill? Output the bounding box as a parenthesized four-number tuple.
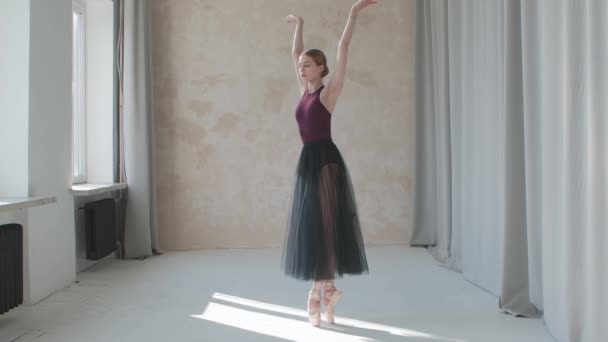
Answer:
(0, 196, 57, 212)
(71, 183, 127, 197)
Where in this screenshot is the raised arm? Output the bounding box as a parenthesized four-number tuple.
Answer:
(325, 0, 377, 105)
(286, 15, 305, 93)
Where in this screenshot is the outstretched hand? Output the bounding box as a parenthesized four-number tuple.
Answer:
(353, 0, 377, 12)
(285, 14, 303, 25)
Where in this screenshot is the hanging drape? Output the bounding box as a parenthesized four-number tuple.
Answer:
(114, 0, 158, 259)
(411, 1, 607, 341)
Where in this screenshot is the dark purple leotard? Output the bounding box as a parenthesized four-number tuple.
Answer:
(295, 86, 332, 143)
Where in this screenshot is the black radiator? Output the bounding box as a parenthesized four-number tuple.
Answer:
(84, 198, 116, 260)
(0, 223, 23, 315)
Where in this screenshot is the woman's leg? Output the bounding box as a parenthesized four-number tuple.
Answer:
(323, 280, 342, 324)
(307, 281, 323, 326)
(318, 163, 343, 324)
(319, 163, 339, 276)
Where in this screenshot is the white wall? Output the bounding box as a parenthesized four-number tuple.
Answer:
(85, 0, 114, 184)
(1, 0, 115, 304)
(27, 0, 76, 303)
(0, 0, 30, 197)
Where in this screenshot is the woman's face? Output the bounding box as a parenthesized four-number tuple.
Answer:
(298, 54, 324, 81)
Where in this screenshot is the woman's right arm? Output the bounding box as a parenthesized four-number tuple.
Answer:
(286, 15, 305, 93)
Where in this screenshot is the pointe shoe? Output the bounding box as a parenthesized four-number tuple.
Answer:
(307, 289, 322, 327)
(323, 284, 342, 324)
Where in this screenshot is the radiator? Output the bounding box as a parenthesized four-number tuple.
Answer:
(84, 198, 116, 260)
(0, 223, 23, 315)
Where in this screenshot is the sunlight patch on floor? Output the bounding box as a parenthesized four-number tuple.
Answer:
(192, 302, 374, 342)
(191, 292, 469, 342)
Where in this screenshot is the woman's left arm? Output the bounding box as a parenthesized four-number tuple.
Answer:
(325, 0, 377, 106)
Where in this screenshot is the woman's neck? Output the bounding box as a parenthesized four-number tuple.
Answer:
(306, 80, 324, 94)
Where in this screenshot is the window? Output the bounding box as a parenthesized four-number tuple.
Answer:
(72, 1, 86, 184)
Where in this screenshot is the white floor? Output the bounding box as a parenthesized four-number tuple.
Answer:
(0, 246, 555, 342)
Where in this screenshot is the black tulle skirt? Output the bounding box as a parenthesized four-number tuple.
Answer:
(282, 139, 369, 281)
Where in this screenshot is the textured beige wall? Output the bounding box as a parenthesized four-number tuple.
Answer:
(151, 0, 413, 250)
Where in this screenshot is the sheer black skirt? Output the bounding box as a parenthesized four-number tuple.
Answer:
(282, 139, 368, 281)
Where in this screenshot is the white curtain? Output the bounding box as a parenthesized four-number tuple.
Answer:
(411, 1, 608, 341)
(116, 0, 157, 259)
(521, 1, 607, 340)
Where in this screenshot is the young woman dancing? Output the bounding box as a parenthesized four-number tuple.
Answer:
(282, 0, 376, 327)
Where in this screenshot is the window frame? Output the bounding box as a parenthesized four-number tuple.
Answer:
(72, 0, 87, 184)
